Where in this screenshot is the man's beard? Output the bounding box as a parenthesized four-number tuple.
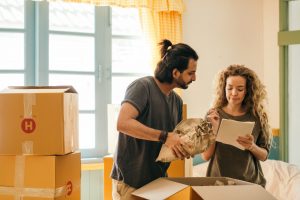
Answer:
(175, 77, 192, 89)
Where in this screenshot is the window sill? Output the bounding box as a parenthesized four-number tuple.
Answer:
(81, 157, 103, 171)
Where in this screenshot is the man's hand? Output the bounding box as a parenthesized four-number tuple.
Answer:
(164, 132, 191, 159)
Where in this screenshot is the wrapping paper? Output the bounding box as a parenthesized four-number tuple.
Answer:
(156, 118, 216, 162)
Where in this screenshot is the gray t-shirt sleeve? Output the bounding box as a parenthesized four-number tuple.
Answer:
(121, 79, 148, 115)
(256, 129, 271, 153)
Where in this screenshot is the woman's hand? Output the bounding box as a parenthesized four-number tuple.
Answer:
(237, 134, 255, 150)
(237, 134, 268, 160)
(206, 109, 220, 134)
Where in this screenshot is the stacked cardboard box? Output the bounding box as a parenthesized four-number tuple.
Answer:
(0, 86, 81, 200)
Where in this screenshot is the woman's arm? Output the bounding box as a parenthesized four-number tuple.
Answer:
(237, 134, 268, 161)
(248, 143, 268, 161)
(201, 108, 220, 161)
(201, 142, 216, 161)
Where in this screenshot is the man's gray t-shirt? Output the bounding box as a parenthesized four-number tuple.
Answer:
(111, 76, 183, 188)
(206, 108, 270, 187)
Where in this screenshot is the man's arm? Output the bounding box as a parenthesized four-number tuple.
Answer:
(117, 102, 161, 141)
(117, 102, 189, 158)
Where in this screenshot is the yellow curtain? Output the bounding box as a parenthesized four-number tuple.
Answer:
(140, 10, 183, 73)
(61, 0, 149, 7)
(137, 1, 184, 72)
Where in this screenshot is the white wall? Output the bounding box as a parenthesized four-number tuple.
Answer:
(182, 0, 279, 129)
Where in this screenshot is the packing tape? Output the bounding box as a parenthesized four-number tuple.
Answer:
(65, 94, 78, 151)
(70, 95, 79, 151)
(15, 155, 25, 200)
(23, 93, 36, 118)
(0, 185, 69, 198)
(22, 94, 36, 155)
(0, 156, 77, 199)
(22, 141, 33, 154)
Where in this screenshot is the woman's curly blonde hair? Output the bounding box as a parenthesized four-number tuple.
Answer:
(212, 64, 272, 147)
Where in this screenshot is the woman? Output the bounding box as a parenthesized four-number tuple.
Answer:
(202, 64, 272, 187)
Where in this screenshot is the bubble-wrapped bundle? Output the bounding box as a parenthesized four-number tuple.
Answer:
(156, 118, 216, 162)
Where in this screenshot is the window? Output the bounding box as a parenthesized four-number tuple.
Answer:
(0, 0, 151, 158)
(0, 0, 26, 88)
(111, 7, 151, 104)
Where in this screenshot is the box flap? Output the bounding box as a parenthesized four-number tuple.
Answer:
(132, 178, 188, 199)
(192, 185, 277, 200)
(166, 177, 253, 186)
(2, 86, 77, 93)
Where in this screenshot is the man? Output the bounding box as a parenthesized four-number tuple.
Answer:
(111, 39, 198, 200)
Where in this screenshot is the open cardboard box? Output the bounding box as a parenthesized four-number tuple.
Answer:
(132, 177, 277, 200)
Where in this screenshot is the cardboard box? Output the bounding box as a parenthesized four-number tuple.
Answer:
(0, 86, 78, 155)
(132, 177, 277, 200)
(103, 155, 187, 200)
(0, 152, 81, 200)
